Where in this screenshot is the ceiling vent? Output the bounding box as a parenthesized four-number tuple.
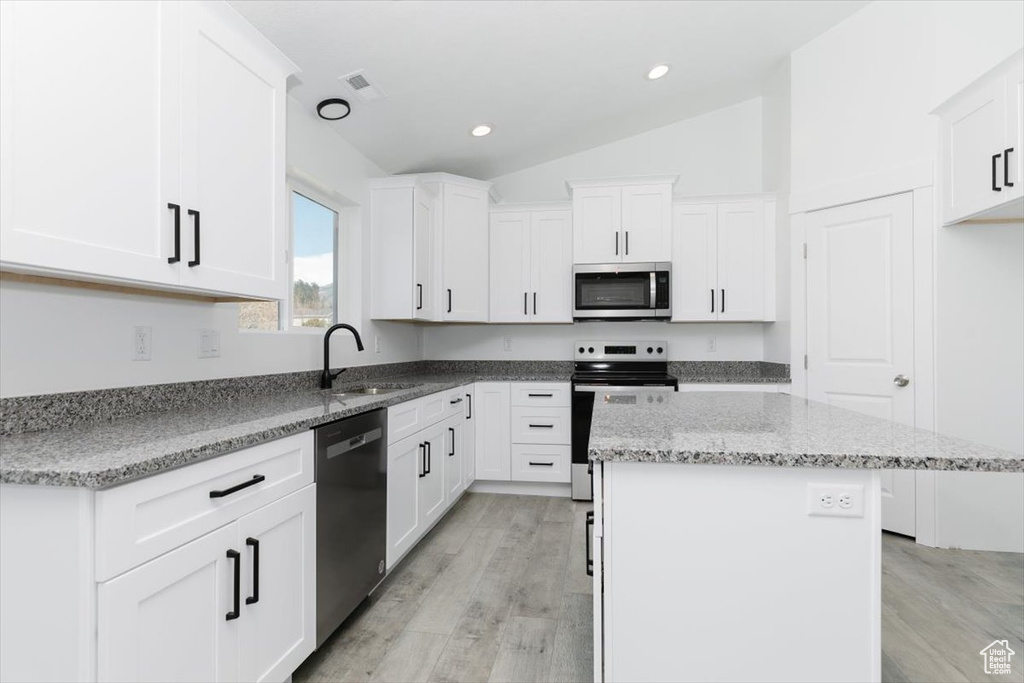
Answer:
(339, 70, 386, 102)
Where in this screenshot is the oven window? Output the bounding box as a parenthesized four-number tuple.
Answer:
(575, 273, 651, 310)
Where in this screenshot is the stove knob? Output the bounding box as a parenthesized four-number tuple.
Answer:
(647, 395, 653, 403)
(588, 347, 594, 354)
(578, 346, 585, 354)
(647, 347, 653, 354)
(657, 395, 664, 403)
(657, 346, 664, 354)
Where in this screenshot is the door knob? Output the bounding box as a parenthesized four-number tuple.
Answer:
(893, 374, 910, 388)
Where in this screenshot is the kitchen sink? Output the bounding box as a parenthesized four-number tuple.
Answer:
(332, 384, 420, 397)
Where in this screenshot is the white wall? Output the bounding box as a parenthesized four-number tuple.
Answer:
(0, 97, 422, 398)
(761, 58, 792, 364)
(489, 98, 764, 203)
(790, 0, 1024, 551)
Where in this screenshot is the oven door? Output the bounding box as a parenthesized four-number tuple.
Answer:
(573, 266, 653, 320)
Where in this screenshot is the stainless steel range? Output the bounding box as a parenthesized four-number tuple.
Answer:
(570, 340, 678, 500)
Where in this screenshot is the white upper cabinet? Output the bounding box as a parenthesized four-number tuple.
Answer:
(568, 177, 675, 264)
(936, 49, 1024, 225)
(437, 180, 491, 321)
(370, 178, 437, 321)
(0, 0, 296, 299)
(671, 196, 775, 322)
(489, 206, 572, 323)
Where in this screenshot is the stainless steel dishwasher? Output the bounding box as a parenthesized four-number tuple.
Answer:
(314, 408, 387, 647)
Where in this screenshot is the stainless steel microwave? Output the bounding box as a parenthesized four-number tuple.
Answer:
(573, 262, 671, 321)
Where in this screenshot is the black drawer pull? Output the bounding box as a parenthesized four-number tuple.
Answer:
(447, 289, 452, 313)
(226, 549, 241, 620)
(585, 511, 594, 577)
(528, 423, 554, 428)
(533, 292, 537, 315)
(449, 397, 463, 405)
(418, 443, 426, 478)
(187, 209, 201, 266)
(993, 153, 1003, 192)
(449, 427, 455, 456)
(524, 291, 528, 315)
(210, 474, 265, 498)
(721, 288, 725, 313)
(416, 283, 423, 310)
(528, 393, 553, 397)
(466, 393, 472, 419)
(167, 203, 181, 264)
(425, 441, 432, 475)
(245, 537, 259, 605)
(1006, 148, 1015, 187)
(711, 289, 715, 313)
(528, 461, 554, 467)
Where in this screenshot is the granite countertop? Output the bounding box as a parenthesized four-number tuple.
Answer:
(0, 371, 568, 489)
(588, 391, 1023, 472)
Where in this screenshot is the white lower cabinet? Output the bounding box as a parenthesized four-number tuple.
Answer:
(387, 432, 425, 569)
(474, 382, 512, 481)
(444, 417, 465, 505)
(418, 421, 448, 532)
(99, 485, 315, 683)
(463, 386, 477, 489)
(511, 444, 571, 483)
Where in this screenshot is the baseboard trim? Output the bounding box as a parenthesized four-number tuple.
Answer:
(469, 480, 571, 498)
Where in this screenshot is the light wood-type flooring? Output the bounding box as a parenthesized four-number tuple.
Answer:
(295, 493, 1023, 683)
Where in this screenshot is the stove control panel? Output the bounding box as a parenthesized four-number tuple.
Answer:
(574, 341, 667, 361)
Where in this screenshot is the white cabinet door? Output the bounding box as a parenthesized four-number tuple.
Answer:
(942, 76, 1009, 224)
(442, 184, 489, 321)
(98, 524, 239, 683)
(621, 184, 672, 262)
(671, 204, 718, 321)
(177, 2, 289, 299)
(444, 418, 465, 506)
(418, 422, 448, 529)
(386, 432, 422, 569)
(464, 387, 477, 488)
(0, 0, 180, 286)
(573, 187, 621, 264)
(489, 212, 532, 322)
(474, 382, 511, 481)
(1005, 61, 1024, 203)
(238, 486, 315, 683)
(414, 187, 438, 320)
(530, 210, 573, 322)
(716, 202, 764, 321)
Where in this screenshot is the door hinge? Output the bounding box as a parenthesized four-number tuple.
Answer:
(803, 354, 808, 369)
(803, 243, 807, 259)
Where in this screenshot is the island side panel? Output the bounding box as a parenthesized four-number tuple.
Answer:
(602, 462, 881, 683)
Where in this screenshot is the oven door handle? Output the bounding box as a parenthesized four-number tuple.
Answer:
(573, 384, 678, 393)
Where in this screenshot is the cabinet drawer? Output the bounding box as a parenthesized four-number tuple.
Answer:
(420, 391, 448, 428)
(510, 382, 571, 407)
(95, 431, 313, 581)
(388, 398, 424, 445)
(445, 387, 468, 419)
(511, 444, 571, 483)
(510, 406, 571, 444)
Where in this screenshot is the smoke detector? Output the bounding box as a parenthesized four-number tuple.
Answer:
(339, 70, 386, 102)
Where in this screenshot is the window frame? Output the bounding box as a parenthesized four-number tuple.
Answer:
(284, 183, 341, 334)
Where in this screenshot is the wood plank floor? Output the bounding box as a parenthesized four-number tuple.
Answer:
(295, 493, 1024, 683)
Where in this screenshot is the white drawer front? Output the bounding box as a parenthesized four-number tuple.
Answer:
(420, 390, 448, 428)
(510, 406, 571, 445)
(511, 444, 571, 483)
(95, 431, 314, 581)
(445, 387, 468, 419)
(510, 382, 571, 407)
(388, 398, 424, 445)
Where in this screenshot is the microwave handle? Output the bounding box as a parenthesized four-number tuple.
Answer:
(650, 272, 656, 309)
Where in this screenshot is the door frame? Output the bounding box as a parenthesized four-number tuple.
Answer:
(789, 162, 938, 546)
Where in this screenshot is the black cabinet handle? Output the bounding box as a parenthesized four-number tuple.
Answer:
(528, 461, 554, 467)
(625, 231, 629, 255)
(1006, 148, 1015, 187)
(524, 292, 528, 315)
(167, 203, 181, 264)
(615, 232, 619, 256)
(426, 441, 432, 475)
(245, 537, 259, 605)
(533, 292, 537, 315)
(993, 153, 1003, 192)
(450, 397, 463, 405)
(528, 423, 555, 429)
(447, 289, 452, 313)
(466, 393, 472, 419)
(585, 511, 594, 577)
(187, 209, 201, 266)
(226, 549, 241, 620)
(528, 393, 553, 397)
(416, 283, 423, 310)
(418, 443, 426, 478)
(210, 474, 265, 499)
(721, 289, 725, 313)
(449, 427, 455, 456)
(711, 289, 715, 313)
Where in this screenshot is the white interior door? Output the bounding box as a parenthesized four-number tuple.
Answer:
(489, 212, 531, 322)
(530, 210, 573, 322)
(620, 184, 672, 262)
(671, 204, 718, 321)
(806, 193, 916, 536)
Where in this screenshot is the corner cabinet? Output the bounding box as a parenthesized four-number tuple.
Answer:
(489, 205, 573, 323)
(568, 177, 676, 264)
(371, 173, 493, 322)
(0, 1, 297, 299)
(671, 195, 776, 322)
(935, 49, 1024, 225)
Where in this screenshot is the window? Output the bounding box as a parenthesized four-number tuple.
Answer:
(238, 189, 339, 331)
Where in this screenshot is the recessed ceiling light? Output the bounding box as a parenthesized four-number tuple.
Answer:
(470, 124, 493, 137)
(647, 64, 670, 80)
(317, 98, 351, 121)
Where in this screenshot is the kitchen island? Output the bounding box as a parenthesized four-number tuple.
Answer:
(587, 391, 1022, 683)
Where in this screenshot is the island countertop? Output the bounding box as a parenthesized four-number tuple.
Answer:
(588, 391, 1023, 472)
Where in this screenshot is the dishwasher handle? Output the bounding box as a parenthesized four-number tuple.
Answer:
(585, 511, 594, 577)
(325, 427, 383, 460)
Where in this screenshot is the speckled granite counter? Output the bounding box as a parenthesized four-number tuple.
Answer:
(0, 371, 569, 488)
(588, 391, 1023, 472)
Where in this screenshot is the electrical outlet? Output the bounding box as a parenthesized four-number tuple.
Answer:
(374, 335, 381, 353)
(503, 337, 513, 351)
(707, 336, 717, 352)
(133, 327, 152, 361)
(198, 329, 220, 359)
(807, 484, 865, 517)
